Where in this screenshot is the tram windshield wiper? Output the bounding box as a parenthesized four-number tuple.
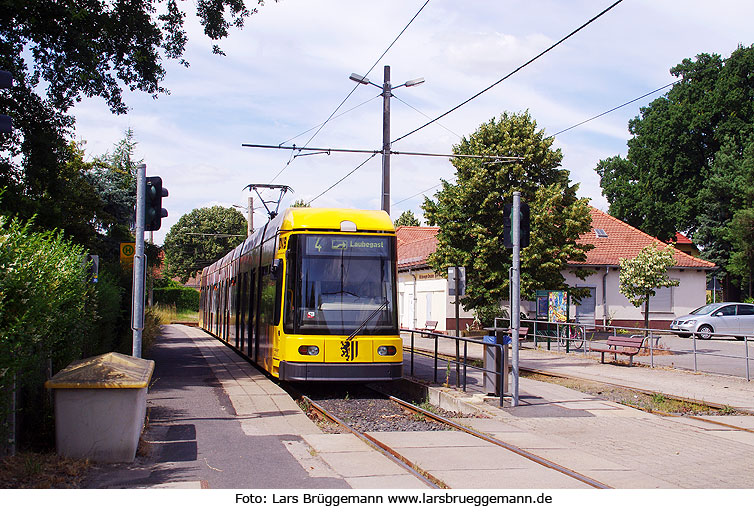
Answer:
(345, 299, 389, 342)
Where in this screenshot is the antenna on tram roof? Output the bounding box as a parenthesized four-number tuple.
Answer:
(243, 184, 293, 221)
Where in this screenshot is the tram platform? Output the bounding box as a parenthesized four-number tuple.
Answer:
(84, 324, 428, 489)
(401, 332, 754, 414)
(84, 324, 754, 489)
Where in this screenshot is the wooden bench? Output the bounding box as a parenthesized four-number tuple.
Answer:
(589, 335, 644, 365)
(421, 320, 438, 337)
(506, 326, 529, 341)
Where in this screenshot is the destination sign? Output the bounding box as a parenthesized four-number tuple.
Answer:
(305, 235, 391, 257)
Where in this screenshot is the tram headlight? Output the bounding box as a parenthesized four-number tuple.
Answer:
(298, 345, 319, 356)
(377, 345, 397, 356)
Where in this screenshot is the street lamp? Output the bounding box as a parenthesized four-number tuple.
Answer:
(349, 65, 424, 214)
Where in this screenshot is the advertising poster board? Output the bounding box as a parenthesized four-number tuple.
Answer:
(548, 291, 568, 323)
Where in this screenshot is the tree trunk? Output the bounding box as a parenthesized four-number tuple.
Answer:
(644, 297, 650, 336)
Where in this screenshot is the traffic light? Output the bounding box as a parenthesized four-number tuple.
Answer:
(503, 201, 530, 248)
(0, 70, 12, 133)
(144, 176, 168, 231)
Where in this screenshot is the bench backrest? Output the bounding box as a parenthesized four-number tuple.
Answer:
(607, 335, 643, 347)
(424, 320, 438, 329)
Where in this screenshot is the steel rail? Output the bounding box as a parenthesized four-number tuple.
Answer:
(370, 388, 612, 490)
(301, 395, 446, 489)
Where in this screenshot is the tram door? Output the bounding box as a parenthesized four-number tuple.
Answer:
(247, 270, 257, 359)
(239, 273, 247, 353)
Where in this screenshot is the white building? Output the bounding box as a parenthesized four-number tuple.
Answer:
(395, 208, 716, 331)
(396, 226, 474, 332)
(564, 208, 715, 329)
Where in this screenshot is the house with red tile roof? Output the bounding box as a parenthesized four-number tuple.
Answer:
(566, 208, 715, 328)
(396, 208, 716, 331)
(396, 226, 474, 332)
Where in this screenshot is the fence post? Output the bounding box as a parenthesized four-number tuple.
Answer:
(433, 334, 438, 384)
(745, 336, 750, 382)
(463, 340, 464, 392)
(455, 334, 460, 389)
(410, 331, 415, 377)
(692, 333, 698, 372)
(649, 329, 654, 368)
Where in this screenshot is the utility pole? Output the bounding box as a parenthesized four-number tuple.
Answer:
(247, 196, 254, 236)
(349, 66, 424, 215)
(381, 65, 391, 214)
(132, 164, 146, 358)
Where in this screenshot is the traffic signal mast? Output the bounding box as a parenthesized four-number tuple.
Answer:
(145, 176, 169, 231)
(133, 167, 168, 358)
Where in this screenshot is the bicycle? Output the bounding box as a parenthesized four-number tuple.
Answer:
(558, 324, 585, 350)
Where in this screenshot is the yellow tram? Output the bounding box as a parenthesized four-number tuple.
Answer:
(199, 208, 403, 381)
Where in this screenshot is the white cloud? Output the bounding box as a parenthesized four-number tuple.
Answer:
(67, 0, 754, 243)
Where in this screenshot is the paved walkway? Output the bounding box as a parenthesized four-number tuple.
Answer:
(84, 325, 754, 488)
(85, 325, 427, 489)
(403, 334, 754, 488)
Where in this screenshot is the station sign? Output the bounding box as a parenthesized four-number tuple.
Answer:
(120, 242, 135, 268)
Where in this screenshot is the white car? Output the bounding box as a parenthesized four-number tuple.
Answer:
(670, 302, 754, 340)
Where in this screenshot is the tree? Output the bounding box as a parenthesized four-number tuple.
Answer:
(597, 45, 754, 299)
(618, 243, 680, 330)
(728, 208, 754, 299)
(291, 199, 311, 207)
(163, 206, 248, 282)
(0, 1, 272, 231)
(394, 210, 420, 227)
(422, 111, 593, 314)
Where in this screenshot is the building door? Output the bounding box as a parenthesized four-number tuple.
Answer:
(575, 287, 596, 327)
(406, 292, 415, 330)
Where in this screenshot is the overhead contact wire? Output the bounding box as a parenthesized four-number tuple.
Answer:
(549, 79, 681, 137)
(392, 0, 625, 145)
(270, 0, 432, 184)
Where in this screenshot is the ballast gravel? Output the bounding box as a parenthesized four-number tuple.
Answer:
(311, 396, 454, 433)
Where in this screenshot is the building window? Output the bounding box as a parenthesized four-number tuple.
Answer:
(649, 280, 677, 312)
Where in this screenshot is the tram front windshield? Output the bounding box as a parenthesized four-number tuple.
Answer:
(285, 234, 397, 335)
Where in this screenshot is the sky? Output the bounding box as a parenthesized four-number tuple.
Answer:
(69, 0, 754, 244)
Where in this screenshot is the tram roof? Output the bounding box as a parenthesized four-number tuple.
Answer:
(280, 208, 394, 233)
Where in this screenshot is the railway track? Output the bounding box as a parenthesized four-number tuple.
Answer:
(295, 385, 612, 490)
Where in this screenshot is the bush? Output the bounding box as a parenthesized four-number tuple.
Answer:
(82, 270, 124, 358)
(473, 303, 509, 328)
(0, 215, 93, 450)
(153, 286, 199, 312)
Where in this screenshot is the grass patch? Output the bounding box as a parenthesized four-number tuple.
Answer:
(0, 453, 91, 488)
(151, 304, 198, 323)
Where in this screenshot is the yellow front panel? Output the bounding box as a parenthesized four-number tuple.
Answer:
(323, 337, 372, 363)
(371, 336, 403, 362)
(278, 333, 325, 363)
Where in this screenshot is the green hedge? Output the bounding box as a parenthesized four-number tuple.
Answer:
(0, 215, 94, 449)
(154, 286, 200, 311)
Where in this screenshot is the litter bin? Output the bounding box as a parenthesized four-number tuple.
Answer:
(482, 332, 510, 396)
(45, 352, 155, 463)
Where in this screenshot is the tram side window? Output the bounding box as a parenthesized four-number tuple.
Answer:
(273, 260, 284, 326)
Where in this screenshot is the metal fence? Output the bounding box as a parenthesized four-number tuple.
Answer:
(400, 319, 753, 411)
(496, 318, 753, 381)
(401, 328, 511, 407)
